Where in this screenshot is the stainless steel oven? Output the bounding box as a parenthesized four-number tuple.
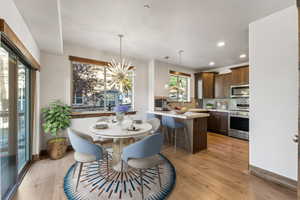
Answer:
(229, 110, 249, 140)
(230, 85, 249, 98)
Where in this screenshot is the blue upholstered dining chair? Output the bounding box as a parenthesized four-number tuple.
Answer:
(161, 116, 190, 152)
(146, 118, 160, 134)
(121, 133, 164, 200)
(159, 115, 169, 143)
(136, 117, 161, 141)
(68, 128, 109, 191)
(146, 113, 156, 120)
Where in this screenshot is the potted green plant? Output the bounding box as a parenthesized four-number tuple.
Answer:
(42, 100, 71, 160)
(206, 103, 214, 109)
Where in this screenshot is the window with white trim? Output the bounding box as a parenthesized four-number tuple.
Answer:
(168, 72, 190, 102)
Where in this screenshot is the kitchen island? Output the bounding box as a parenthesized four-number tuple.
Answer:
(148, 111, 210, 154)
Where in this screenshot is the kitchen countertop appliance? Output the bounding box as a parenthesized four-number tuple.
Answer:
(154, 98, 169, 111)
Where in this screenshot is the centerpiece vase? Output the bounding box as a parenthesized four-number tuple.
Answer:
(116, 112, 125, 125)
(114, 105, 129, 125)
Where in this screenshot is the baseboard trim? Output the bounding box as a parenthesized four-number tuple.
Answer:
(32, 154, 40, 161)
(32, 145, 73, 161)
(249, 165, 297, 191)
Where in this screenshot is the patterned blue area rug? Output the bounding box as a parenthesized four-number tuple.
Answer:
(64, 154, 176, 200)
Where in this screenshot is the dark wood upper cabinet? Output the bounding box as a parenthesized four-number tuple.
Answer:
(195, 72, 215, 99)
(195, 66, 248, 100)
(202, 72, 215, 99)
(243, 67, 249, 84)
(223, 73, 232, 98)
(214, 74, 224, 99)
(231, 66, 249, 85)
(214, 73, 232, 99)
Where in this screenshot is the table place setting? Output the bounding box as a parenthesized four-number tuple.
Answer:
(93, 121, 109, 129)
(92, 105, 146, 133)
(93, 117, 144, 131)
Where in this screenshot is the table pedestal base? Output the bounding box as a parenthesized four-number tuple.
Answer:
(111, 138, 135, 169)
(112, 161, 130, 172)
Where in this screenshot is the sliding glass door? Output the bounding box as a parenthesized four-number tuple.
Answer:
(17, 62, 30, 172)
(0, 44, 18, 200)
(0, 42, 32, 199)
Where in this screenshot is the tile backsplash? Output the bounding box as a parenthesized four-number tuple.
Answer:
(202, 98, 249, 110)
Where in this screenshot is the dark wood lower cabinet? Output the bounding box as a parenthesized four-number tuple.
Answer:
(208, 111, 229, 135)
(208, 113, 218, 132)
(167, 117, 208, 154)
(193, 117, 208, 153)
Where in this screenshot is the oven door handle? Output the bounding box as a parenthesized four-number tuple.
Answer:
(229, 115, 249, 119)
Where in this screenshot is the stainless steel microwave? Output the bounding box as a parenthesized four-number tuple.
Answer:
(230, 85, 249, 98)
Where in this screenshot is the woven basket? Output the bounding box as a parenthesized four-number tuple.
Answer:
(47, 137, 68, 160)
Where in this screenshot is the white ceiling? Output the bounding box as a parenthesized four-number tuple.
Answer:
(14, 0, 295, 68)
(13, 0, 63, 54)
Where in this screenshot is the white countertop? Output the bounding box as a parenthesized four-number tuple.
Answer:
(189, 108, 229, 113)
(148, 110, 210, 119)
(206, 109, 230, 113)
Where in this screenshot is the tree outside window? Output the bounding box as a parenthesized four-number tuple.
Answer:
(72, 62, 134, 112)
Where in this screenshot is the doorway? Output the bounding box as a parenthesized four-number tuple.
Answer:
(0, 40, 32, 200)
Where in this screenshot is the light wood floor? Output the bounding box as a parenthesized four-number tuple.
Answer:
(13, 133, 296, 200)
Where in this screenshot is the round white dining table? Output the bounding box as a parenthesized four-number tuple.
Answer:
(90, 120, 152, 171)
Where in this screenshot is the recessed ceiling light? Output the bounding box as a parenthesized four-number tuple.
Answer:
(209, 62, 215, 66)
(240, 54, 247, 58)
(217, 41, 226, 47)
(144, 4, 151, 8)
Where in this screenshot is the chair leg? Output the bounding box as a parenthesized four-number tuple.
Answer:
(98, 160, 102, 174)
(121, 160, 124, 173)
(157, 165, 162, 188)
(76, 162, 83, 192)
(106, 154, 109, 180)
(72, 162, 78, 178)
(163, 126, 169, 145)
(174, 128, 177, 153)
(163, 126, 166, 143)
(140, 169, 144, 200)
(168, 127, 171, 144)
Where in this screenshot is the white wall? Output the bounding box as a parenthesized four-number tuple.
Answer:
(147, 60, 197, 111)
(0, 0, 40, 62)
(39, 43, 149, 150)
(153, 60, 197, 97)
(32, 72, 41, 155)
(249, 6, 298, 180)
(148, 60, 155, 111)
